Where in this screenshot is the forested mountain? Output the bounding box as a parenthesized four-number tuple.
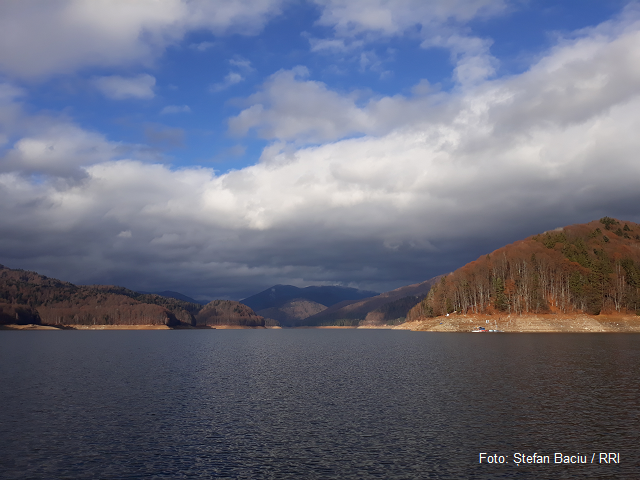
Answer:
(0, 265, 200, 326)
(408, 218, 640, 321)
(195, 300, 265, 327)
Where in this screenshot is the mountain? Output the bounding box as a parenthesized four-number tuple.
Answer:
(195, 300, 264, 327)
(299, 277, 440, 326)
(408, 218, 640, 322)
(257, 298, 327, 326)
(241, 285, 379, 311)
(0, 265, 199, 327)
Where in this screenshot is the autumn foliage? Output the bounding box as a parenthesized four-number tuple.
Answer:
(408, 219, 640, 321)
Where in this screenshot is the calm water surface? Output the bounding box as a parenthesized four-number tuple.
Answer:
(0, 330, 638, 479)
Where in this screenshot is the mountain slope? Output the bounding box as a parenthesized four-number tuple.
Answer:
(257, 298, 327, 326)
(301, 277, 441, 326)
(408, 218, 640, 322)
(0, 265, 200, 326)
(195, 300, 264, 327)
(241, 285, 378, 311)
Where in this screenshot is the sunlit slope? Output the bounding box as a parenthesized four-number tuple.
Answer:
(408, 218, 640, 322)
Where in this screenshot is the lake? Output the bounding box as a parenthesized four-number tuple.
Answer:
(1, 330, 638, 478)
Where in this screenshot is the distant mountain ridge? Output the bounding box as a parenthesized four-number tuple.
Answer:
(300, 277, 441, 326)
(257, 298, 328, 326)
(241, 284, 379, 311)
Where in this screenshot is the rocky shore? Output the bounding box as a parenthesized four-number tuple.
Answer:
(393, 313, 640, 332)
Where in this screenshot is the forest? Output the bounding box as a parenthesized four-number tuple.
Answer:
(408, 218, 640, 321)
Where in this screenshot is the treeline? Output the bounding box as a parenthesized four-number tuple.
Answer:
(0, 265, 270, 327)
(408, 218, 640, 320)
(0, 266, 198, 326)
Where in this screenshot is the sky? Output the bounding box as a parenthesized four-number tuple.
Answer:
(1, 0, 639, 302)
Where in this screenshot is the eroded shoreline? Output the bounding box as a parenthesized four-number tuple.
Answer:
(3, 314, 640, 332)
(392, 313, 640, 332)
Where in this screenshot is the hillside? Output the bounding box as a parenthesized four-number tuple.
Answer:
(407, 218, 640, 323)
(241, 285, 378, 312)
(257, 298, 327, 326)
(301, 277, 440, 326)
(0, 265, 201, 327)
(195, 300, 264, 327)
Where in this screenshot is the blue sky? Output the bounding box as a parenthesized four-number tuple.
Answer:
(1, 0, 639, 300)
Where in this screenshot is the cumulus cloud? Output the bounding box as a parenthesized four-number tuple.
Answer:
(93, 74, 156, 100)
(0, 0, 285, 78)
(2, 11, 640, 299)
(228, 66, 443, 142)
(1, 124, 122, 179)
(160, 105, 191, 114)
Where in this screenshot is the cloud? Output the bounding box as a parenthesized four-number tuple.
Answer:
(228, 66, 442, 142)
(309, 38, 364, 53)
(2, 11, 640, 299)
(1, 123, 122, 179)
(229, 57, 254, 71)
(160, 105, 191, 114)
(93, 74, 156, 100)
(0, 0, 285, 78)
(311, 0, 507, 84)
(313, 0, 507, 37)
(190, 41, 216, 51)
(210, 72, 245, 92)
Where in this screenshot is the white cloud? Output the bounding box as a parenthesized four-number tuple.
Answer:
(160, 105, 191, 114)
(0, 0, 285, 78)
(210, 72, 244, 92)
(229, 57, 254, 71)
(309, 38, 364, 53)
(93, 74, 156, 100)
(311, 0, 507, 84)
(190, 41, 216, 51)
(313, 0, 507, 37)
(228, 66, 442, 142)
(2, 11, 640, 298)
(2, 123, 122, 178)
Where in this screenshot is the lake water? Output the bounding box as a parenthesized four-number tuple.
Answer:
(0, 330, 638, 479)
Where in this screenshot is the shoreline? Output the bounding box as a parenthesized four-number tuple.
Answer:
(3, 314, 640, 332)
(0, 324, 279, 330)
(393, 313, 640, 332)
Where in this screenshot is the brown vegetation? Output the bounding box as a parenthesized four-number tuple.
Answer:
(408, 218, 640, 323)
(0, 265, 200, 327)
(195, 300, 265, 327)
(0, 302, 41, 325)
